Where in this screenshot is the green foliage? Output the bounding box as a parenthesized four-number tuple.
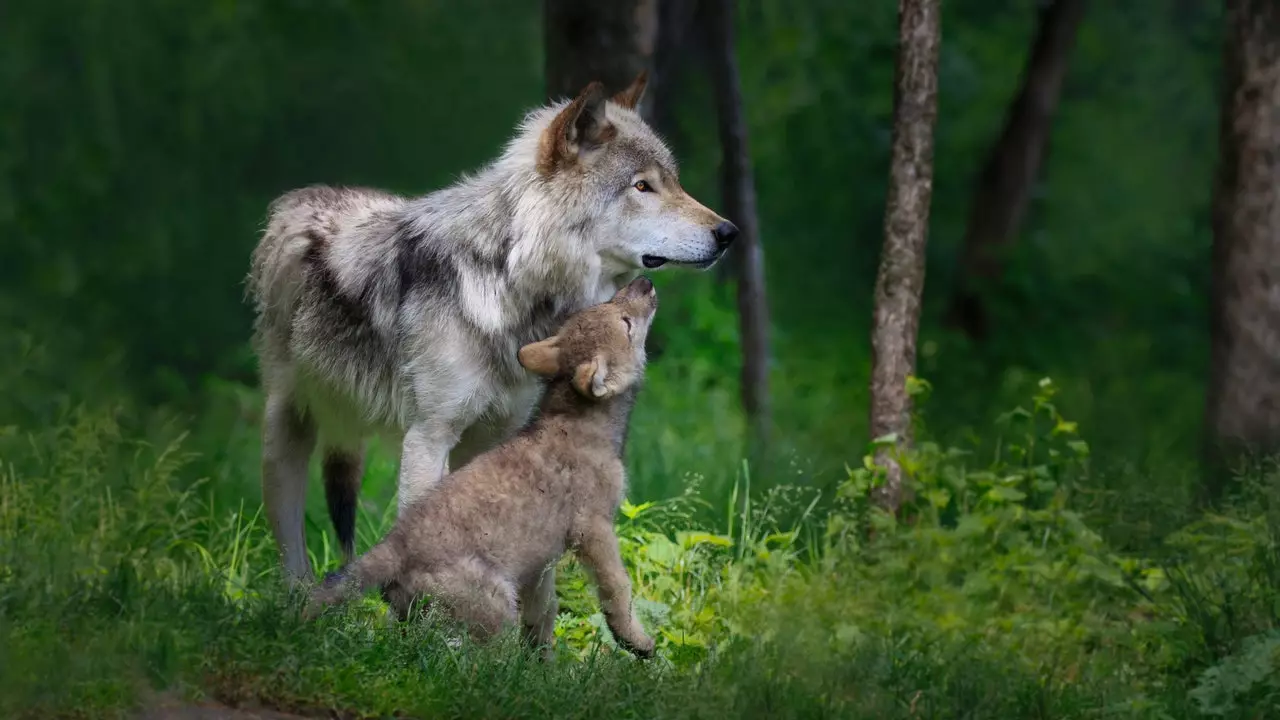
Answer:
(1, 0, 1221, 493)
(8, 362, 1275, 718)
(1190, 630, 1280, 717)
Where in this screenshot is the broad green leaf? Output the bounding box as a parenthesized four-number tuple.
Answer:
(676, 531, 734, 549)
(988, 486, 1027, 503)
(619, 500, 655, 520)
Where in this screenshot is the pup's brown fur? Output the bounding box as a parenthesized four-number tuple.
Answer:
(305, 276, 659, 659)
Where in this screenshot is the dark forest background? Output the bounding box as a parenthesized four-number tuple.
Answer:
(1, 1, 1220, 501)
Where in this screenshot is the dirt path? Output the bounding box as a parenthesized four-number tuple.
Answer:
(137, 693, 316, 720)
(139, 706, 310, 720)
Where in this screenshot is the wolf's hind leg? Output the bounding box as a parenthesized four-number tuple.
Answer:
(321, 443, 366, 563)
(262, 391, 316, 585)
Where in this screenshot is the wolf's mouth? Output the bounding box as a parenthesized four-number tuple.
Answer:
(642, 254, 723, 270)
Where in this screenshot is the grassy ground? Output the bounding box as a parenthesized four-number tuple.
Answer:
(2, 313, 1278, 720)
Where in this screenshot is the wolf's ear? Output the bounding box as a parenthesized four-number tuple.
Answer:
(517, 336, 562, 376)
(538, 81, 614, 174)
(571, 355, 611, 399)
(611, 70, 649, 111)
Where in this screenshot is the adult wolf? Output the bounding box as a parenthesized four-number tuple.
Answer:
(247, 71, 737, 619)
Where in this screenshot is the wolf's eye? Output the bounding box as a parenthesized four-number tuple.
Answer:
(633, 180, 653, 193)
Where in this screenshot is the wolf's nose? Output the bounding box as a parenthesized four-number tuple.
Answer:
(712, 221, 739, 249)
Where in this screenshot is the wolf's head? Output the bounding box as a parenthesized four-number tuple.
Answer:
(516, 275, 658, 399)
(534, 74, 738, 273)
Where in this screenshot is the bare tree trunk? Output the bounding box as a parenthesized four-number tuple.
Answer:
(1203, 0, 1280, 502)
(946, 0, 1087, 342)
(869, 0, 941, 513)
(545, 0, 658, 113)
(650, 0, 700, 137)
(703, 0, 771, 444)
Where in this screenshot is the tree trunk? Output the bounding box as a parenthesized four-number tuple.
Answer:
(544, 0, 658, 113)
(945, 0, 1087, 342)
(1203, 0, 1280, 502)
(703, 0, 771, 444)
(869, 0, 941, 513)
(650, 0, 700, 137)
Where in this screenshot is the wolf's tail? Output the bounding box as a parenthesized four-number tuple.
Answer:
(246, 191, 317, 338)
(305, 541, 403, 614)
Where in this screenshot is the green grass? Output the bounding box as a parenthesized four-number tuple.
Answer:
(3, 342, 1279, 719)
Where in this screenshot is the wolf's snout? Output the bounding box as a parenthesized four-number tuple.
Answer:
(712, 221, 740, 250)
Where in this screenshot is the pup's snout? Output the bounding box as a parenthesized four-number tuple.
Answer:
(712, 221, 740, 250)
(615, 275, 658, 309)
(627, 275, 654, 295)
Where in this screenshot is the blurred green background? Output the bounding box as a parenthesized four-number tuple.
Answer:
(0, 0, 1220, 526)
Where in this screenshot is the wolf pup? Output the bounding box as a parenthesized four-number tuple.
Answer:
(305, 276, 661, 659)
(248, 73, 736, 635)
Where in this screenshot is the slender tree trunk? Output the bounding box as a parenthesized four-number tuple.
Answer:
(703, 0, 771, 444)
(869, 0, 941, 513)
(945, 0, 1087, 342)
(544, 0, 658, 110)
(1203, 0, 1280, 502)
(650, 0, 699, 137)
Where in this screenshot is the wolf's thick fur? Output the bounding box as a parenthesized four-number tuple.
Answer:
(305, 277, 661, 659)
(247, 71, 736, 612)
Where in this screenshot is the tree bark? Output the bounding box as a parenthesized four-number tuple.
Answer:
(650, 0, 700, 137)
(703, 0, 771, 444)
(946, 0, 1087, 342)
(869, 0, 941, 513)
(1203, 0, 1280, 502)
(544, 0, 658, 113)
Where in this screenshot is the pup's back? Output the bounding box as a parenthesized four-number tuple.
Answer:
(306, 277, 659, 657)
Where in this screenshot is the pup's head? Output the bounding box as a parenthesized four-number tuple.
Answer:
(517, 275, 658, 399)
(536, 73, 739, 272)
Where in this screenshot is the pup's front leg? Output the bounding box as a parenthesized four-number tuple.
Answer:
(577, 520, 655, 659)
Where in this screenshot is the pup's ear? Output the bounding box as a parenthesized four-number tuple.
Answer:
(571, 355, 611, 399)
(517, 336, 561, 376)
(611, 70, 649, 111)
(538, 82, 614, 174)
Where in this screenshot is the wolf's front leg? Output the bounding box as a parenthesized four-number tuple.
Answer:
(397, 423, 456, 513)
(577, 520, 655, 659)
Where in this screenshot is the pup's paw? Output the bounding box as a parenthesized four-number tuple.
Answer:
(621, 631, 656, 659)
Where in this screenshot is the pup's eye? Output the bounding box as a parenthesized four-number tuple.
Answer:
(633, 180, 653, 193)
